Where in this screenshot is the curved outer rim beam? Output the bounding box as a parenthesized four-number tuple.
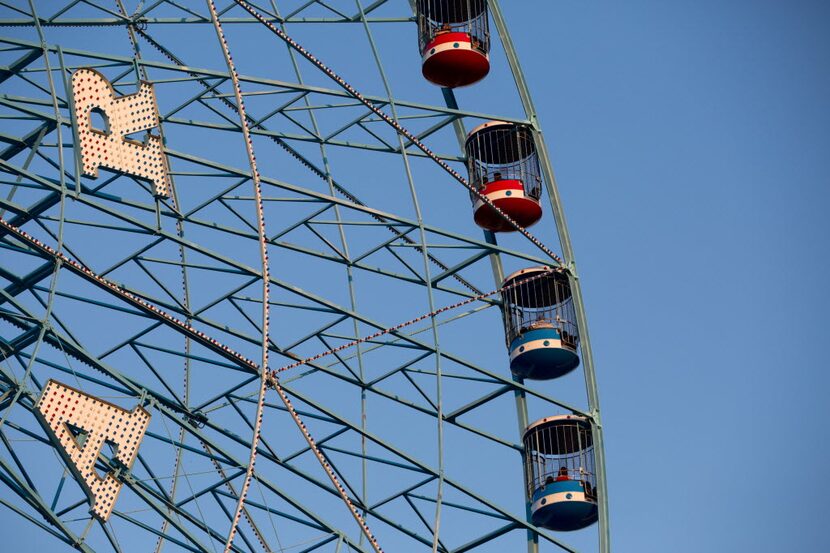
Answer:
(488, 1, 611, 551)
(201, 4, 274, 549)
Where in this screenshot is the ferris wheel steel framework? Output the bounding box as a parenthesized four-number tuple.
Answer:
(0, 1, 609, 552)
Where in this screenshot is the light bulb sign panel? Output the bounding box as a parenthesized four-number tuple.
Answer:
(71, 68, 171, 198)
(34, 380, 151, 521)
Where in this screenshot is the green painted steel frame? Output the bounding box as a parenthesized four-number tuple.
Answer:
(0, 2, 608, 552)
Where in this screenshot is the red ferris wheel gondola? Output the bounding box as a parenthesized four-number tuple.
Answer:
(465, 121, 544, 232)
(416, 0, 491, 88)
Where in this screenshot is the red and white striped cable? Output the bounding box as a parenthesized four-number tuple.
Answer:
(229, 0, 563, 265)
(267, 268, 553, 379)
(204, 2, 273, 551)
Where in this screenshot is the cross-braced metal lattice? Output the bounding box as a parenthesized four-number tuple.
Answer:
(0, 1, 609, 552)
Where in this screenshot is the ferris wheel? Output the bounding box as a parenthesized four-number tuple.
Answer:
(0, 1, 609, 552)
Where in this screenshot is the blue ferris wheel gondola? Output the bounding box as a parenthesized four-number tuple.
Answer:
(531, 478, 599, 531)
(501, 266, 580, 380)
(523, 415, 599, 532)
(509, 327, 580, 380)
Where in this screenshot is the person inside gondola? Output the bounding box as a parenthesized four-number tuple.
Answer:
(529, 317, 554, 330)
(583, 480, 595, 499)
(555, 466, 570, 482)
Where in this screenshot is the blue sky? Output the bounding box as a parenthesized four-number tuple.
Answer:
(518, 0, 830, 550)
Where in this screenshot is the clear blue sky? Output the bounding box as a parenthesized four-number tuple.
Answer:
(2, 1, 829, 551)
(517, 1, 829, 550)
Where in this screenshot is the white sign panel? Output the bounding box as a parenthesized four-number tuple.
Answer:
(71, 68, 171, 197)
(35, 380, 151, 521)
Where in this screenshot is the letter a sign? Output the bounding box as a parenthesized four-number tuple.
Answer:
(71, 68, 171, 197)
(35, 380, 151, 520)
